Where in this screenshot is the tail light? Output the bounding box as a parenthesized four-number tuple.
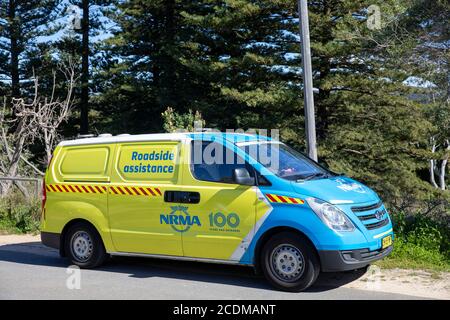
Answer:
(42, 180, 47, 209)
(42, 154, 53, 216)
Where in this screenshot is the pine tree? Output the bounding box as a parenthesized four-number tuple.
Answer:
(94, 0, 209, 133)
(398, 0, 450, 191)
(181, 0, 301, 130)
(54, 0, 112, 134)
(0, 0, 61, 98)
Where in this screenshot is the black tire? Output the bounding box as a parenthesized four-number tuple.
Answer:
(261, 231, 320, 292)
(64, 222, 108, 268)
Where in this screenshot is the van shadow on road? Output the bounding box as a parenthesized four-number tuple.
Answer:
(0, 242, 367, 292)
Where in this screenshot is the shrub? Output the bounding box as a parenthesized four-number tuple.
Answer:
(389, 210, 450, 266)
(406, 217, 442, 252)
(0, 193, 41, 234)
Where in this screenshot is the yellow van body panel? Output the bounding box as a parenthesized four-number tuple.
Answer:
(175, 140, 270, 261)
(41, 144, 116, 252)
(107, 141, 183, 256)
(42, 197, 115, 252)
(41, 138, 270, 261)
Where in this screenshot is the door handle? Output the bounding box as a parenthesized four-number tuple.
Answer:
(164, 191, 200, 204)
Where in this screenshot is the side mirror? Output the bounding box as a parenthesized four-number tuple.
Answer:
(233, 168, 255, 186)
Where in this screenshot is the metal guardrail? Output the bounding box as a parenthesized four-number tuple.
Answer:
(0, 176, 42, 198)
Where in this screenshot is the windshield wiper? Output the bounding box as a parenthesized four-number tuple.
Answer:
(296, 172, 329, 182)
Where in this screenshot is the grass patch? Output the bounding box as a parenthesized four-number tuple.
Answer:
(375, 237, 450, 272)
(0, 216, 40, 234)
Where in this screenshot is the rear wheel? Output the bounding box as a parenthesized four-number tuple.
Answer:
(261, 232, 320, 292)
(65, 222, 107, 268)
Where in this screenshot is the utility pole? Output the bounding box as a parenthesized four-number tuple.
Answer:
(298, 0, 318, 161)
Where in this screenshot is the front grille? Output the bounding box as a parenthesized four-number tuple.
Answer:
(351, 201, 382, 213)
(358, 214, 377, 221)
(365, 218, 389, 230)
(350, 201, 389, 231)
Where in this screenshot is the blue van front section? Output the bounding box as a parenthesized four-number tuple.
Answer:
(336, 201, 394, 250)
(240, 176, 394, 272)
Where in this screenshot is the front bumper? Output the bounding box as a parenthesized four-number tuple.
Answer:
(319, 245, 393, 272)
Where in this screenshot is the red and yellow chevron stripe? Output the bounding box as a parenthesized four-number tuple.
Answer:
(46, 184, 161, 197)
(46, 184, 107, 194)
(109, 185, 161, 197)
(265, 194, 304, 205)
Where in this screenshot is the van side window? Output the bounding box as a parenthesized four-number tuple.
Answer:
(191, 141, 254, 184)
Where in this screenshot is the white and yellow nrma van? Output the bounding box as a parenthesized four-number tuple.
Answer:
(41, 132, 393, 291)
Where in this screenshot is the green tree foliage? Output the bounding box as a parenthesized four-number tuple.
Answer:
(303, 0, 437, 208)
(93, 0, 208, 133)
(161, 107, 205, 132)
(180, 0, 301, 131)
(0, 0, 62, 98)
(401, 0, 450, 192)
(65, 0, 113, 133)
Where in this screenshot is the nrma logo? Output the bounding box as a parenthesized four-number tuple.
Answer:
(160, 206, 201, 233)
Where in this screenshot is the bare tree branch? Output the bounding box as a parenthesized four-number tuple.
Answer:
(0, 59, 78, 197)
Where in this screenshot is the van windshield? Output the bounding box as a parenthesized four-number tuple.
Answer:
(238, 142, 331, 181)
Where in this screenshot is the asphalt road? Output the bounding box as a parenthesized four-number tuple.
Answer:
(0, 240, 425, 300)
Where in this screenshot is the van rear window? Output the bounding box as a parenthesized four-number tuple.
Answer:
(59, 147, 110, 181)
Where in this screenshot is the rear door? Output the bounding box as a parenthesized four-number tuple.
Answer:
(45, 144, 111, 233)
(107, 140, 183, 256)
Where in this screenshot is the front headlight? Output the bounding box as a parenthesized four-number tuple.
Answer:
(306, 197, 355, 232)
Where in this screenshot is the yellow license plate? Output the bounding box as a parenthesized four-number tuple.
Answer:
(382, 235, 393, 249)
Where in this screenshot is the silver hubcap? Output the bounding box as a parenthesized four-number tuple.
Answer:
(70, 231, 93, 262)
(271, 244, 305, 282)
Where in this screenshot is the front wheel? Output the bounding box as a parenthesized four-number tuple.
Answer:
(65, 222, 108, 268)
(261, 232, 320, 292)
